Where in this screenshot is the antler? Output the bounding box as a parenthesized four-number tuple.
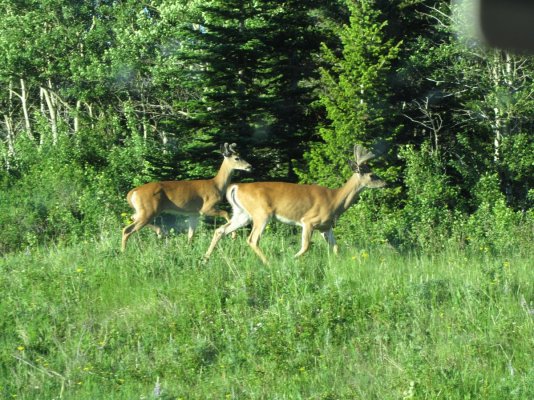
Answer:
(354, 145, 375, 166)
(221, 142, 238, 157)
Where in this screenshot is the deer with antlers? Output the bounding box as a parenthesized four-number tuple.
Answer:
(121, 143, 252, 251)
(204, 144, 385, 264)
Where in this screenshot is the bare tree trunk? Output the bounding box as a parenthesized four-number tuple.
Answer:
(492, 106, 502, 163)
(41, 86, 58, 145)
(3, 114, 15, 155)
(142, 120, 148, 141)
(8, 79, 34, 141)
(3, 114, 15, 170)
(402, 97, 443, 154)
(490, 52, 502, 162)
(74, 100, 81, 133)
(489, 50, 513, 163)
(161, 131, 168, 154)
(141, 102, 148, 141)
(19, 79, 33, 140)
(85, 102, 95, 130)
(3, 81, 15, 169)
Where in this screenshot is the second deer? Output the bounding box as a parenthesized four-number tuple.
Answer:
(121, 143, 252, 251)
(204, 144, 385, 264)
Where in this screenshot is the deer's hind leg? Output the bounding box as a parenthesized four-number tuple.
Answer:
(294, 223, 314, 258)
(246, 213, 271, 265)
(121, 213, 154, 251)
(204, 210, 251, 260)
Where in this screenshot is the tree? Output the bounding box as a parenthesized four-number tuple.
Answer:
(179, 0, 327, 179)
(297, 0, 401, 187)
(403, 2, 534, 210)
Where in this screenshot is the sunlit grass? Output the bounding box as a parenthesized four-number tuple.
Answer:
(1, 227, 533, 399)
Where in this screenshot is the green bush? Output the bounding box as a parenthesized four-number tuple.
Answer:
(454, 174, 533, 253)
(2, 127, 531, 256)
(302, 144, 532, 254)
(398, 144, 460, 250)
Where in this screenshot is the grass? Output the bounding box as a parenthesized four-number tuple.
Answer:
(1, 226, 533, 399)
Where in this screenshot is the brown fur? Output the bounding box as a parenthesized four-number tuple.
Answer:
(121, 145, 251, 251)
(205, 145, 385, 264)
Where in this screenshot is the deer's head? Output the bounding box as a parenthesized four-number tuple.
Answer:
(349, 144, 386, 188)
(221, 142, 252, 172)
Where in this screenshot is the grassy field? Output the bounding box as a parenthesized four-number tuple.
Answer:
(1, 226, 533, 399)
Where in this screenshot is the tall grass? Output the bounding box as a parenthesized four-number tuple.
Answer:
(1, 227, 533, 399)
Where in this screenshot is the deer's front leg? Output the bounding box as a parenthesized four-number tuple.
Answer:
(320, 228, 338, 254)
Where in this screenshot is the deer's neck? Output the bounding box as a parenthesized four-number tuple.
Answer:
(333, 174, 365, 213)
(212, 160, 233, 193)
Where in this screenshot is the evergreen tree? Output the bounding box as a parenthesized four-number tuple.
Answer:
(196, 0, 263, 140)
(180, 0, 326, 179)
(297, 0, 401, 186)
(255, 0, 326, 179)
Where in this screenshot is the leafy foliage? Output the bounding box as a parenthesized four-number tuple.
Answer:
(0, 0, 532, 253)
(297, 0, 401, 187)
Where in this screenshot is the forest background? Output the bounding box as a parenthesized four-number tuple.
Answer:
(0, 0, 533, 254)
(1, 0, 534, 398)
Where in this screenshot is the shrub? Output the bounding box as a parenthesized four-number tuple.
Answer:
(455, 173, 533, 253)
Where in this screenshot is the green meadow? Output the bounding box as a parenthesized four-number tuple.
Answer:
(1, 227, 533, 399)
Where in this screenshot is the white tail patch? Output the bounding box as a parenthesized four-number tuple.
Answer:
(130, 190, 140, 221)
(227, 185, 249, 218)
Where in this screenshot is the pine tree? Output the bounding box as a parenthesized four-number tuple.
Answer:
(297, 0, 401, 186)
(256, 0, 325, 179)
(180, 0, 263, 141)
(179, 0, 326, 179)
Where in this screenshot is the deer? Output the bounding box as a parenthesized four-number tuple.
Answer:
(121, 143, 252, 251)
(204, 144, 385, 264)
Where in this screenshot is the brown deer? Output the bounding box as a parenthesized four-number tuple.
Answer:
(204, 144, 385, 264)
(121, 143, 252, 251)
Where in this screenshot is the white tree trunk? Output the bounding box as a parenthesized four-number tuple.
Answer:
(19, 78, 33, 140)
(74, 100, 81, 133)
(3, 114, 15, 155)
(41, 86, 58, 145)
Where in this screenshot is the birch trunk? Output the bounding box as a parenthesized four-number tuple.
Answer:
(85, 103, 95, 130)
(3, 114, 15, 156)
(8, 79, 34, 141)
(74, 100, 81, 133)
(490, 51, 504, 162)
(19, 79, 33, 140)
(41, 86, 58, 145)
